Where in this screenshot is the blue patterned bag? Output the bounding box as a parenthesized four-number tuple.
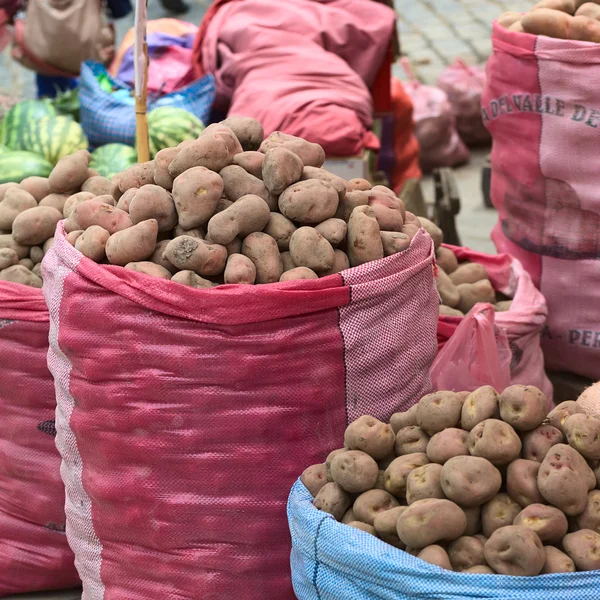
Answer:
(79, 61, 215, 149)
(288, 479, 600, 600)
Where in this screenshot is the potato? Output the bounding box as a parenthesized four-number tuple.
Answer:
(346, 205, 384, 267)
(346, 521, 378, 536)
(37, 193, 68, 214)
(259, 131, 325, 167)
(397, 499, 467, 548)
(482, 493, 522, 538)
(325, 448, 347, 481)
(171, 167, 224, 229)
(384, 453, 429, 498)
(261, 148, 304, 196)
(546, 400, 585, 435)
(115, 161, 155, 194)
(208, 194, 271, 247)
(335, 190, 369, 221)
(542, 546, 576, 574)
(20, 176, 51, 201)
(484, 525, 545, 576)
(301, 167, 346, 202)
(81, 175, 111, 197)
(351, 489, 400, 526)
(373, 506, 407, 548)
(169, 133, 237, 178)
(42, 237, 54, 255)
(367, 194, 404, 232)
(241, 232, 283, 284)
(461, 386, 500, 431)
(301, 464, 328, 497)
(395, 426, 430, 456)
(164, 235, 227, 277)
(564, 413, 600, 460)
(538, 444, 595, 515)
(62, 192, 95, 219)
(219, 165, 268, 203)
(345, 415, 395, 461)
(127, 184, 177, 233)
(0, 264, 42, 287)
(320, 249, 350, 277)
(499, 385, 548, 432)
(513, 503, 568, 544)
(522, 424, 564, 463)
(457, 280, 496, 313)
(417, 545, 452, 570)
(0, 188, 37, 230)
(508, 20, 525, 32)
(124, 261, 172, 279)
(18, 258, 34, 270)
(439, 305, 464, 317)
(569, 14, 600, 40)
(0, 234, 28, 259)
(576, 2, 600, 18)
(380, 231, 411, 257)
(341, 508, 356, 524)
(49, 150, 90, 193)
(417, 217, 442, 250)
(222, 253, 256, 285)
(576, 490, 600, 532)
(495, 300, 513, 312)
(563, 529, 600, 571)
(68, 201, 133, 236)
(152, 147, 178, 191)
(214, 197, 234, 215)
(280, 251, 296, 272)
(105, 219, 158, 266)
(279, 180, 338, 224)
(449, 262, 488, 286)
(0, 183, 19, 202)
(522, 8, 572, 38)
(467, 419, 522, 466)
(533, 0, 576, 12)
(313, 482, 352, 521)
(464, 565, 495, 574)
(0, 247, 19, 270)
(262, 213, 296, 252)
(435, 246, 458, 274)
(286, 227, 335, 273)
(217, 116, 262, 151)
(233, 151, 264, 179)
(417, 391, 463, 436)
(66, 231, 83, 246)
(498, 10, 523, 28)
(279, 267, 319, 282)
(427, 428, 469, 464)
(390, 405, 418, 434)
(330, 450, 379, 493)
(436, 268, 460, 308)
(74, 225, 110, 262)
(12, 206, 63, 246)
(441, 456, 502, 507)
(448, 536, 486, 572)
(170, 270, 214, 288)
(461, 506, 481, 536)
(314, 218, 347, 247)
(506, 459, 545, 507)
(406, 463, 444, 504)
(346, 178, 371, 192)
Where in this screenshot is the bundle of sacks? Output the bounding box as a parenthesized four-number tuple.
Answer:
(301, 385, 600, 575)
(15, 117, 422, 286)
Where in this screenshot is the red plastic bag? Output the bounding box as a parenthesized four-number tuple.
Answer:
(400, 60, 469, 172)
(436, 245, 552, 399)
(0, 282, 79, 597)
(437, 58, 491, 147)
(42, 223, 438, 600)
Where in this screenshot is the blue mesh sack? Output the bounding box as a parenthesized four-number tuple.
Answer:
(288, 479, 600, 600)
(79, 61, 215, 149)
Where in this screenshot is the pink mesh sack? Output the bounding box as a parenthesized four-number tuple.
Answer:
(435, 245, 552, 399)
(437, 58, 491, 147)
(42, 223, 438, 600)
(401, 60, 469, 172)
(0, 282, 79, 597)
(483, 22, 600, 381)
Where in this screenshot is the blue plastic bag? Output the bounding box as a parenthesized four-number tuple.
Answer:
(79, 61, 215, 149)
(288, 479, 600, 600)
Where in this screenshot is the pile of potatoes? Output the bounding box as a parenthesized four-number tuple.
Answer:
(302, 385, 600, 576)
(500, 1, 600, 41)
(434, 242, 511, 318)
(0, 118, 438, 289)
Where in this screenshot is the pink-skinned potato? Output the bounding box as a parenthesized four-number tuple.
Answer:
(346, 205, 384, 267)
(506, 459, 545, 508)
(448, 536, 486, 572)
(262, 147, 303, 196)
(66, 230, 83, 246)
(546, 401, 585, 435)
(241, 232, 283, 284)
(224, 253, 257, 285)
(168, 132, 238, 177)
(39, 192, 70, 213)
(542, 546, 576, 574)
(463, 565, 495, 574)
(564, 413, 600, 460)
(233, 151, 264, 179)
(562, 529, 600, 571)
(335, 190, 369, 221)
(20, 176, 51, 201)
(381, 231, 411, 256)
(170, 270, 214, 289)
(426, 428, 469, 464)
(390, 405, 418, 433)
(62, 192, 96, 220)
(208, 194, 270, 246)
(330, 450, 379, 493)
(417, 217, 442, 249)
(129, 184, 177, 232)
(464, 506, 482, 536)
(105, 219, 158, 266)
(12, 206, 63, 246)
(320, 249, 350, 277)
(172, 166, 224, 229)
(115, 161, 155, 194)
(373, 506, 407, 548)
(325, 448, 347, 481)
(484, 526, 545, 576)
(347, 521, 378, 536)
(0, 188, 37, 230)
(576, 490, 600, 532)
(395, 426, 430, 456)
(259, 131, 325, 167)
(467, 419, 522, 466)
(368, 193, 405, 232)
(513, 503, 568, 543)
(301, 464, 328, 498)
(441, 456, 502, 507)
(346, 178, 371, 192)
(522, 424, 564, 463)
(417, 545, 452, 570)
(499, 385, 548, 432)
(220, 165, 269, 203)
(341, 508, 356, 524)
(436, 246, 458, 274)
(0, 264, 42, 288)
(279, 267, 318, 282)
(48, 149, 90, 194)
(164, 235, 227, 277)
(263, 212, 297, 252)
(301, 167, 346, 203)
(313, 482, 352, 521)
(74, 225, 110, 262)
(219, 116, 263, 151)
(278, 180, 338, 224)
(353, 489, 400, 525)
(153, 147, 178, 191)
(416, 391, 463, 436)
(81, 175, 111, 196)
(115, 188, 137, 213)
(406, 463, 444, 504)
(384, 453, 430, 498)
(461, 386, 500, 431)
(124, 261, 172, 279)
(149, 240, 177, 274)
(344, 415, 395, 461)
(68, 200, 133, 235)
(397, 498, 467, 548)
(0, 248, 18, 270)
(481, 493, 522, 538)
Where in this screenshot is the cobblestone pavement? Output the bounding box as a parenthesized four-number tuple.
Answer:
(394, 0, 531, 83)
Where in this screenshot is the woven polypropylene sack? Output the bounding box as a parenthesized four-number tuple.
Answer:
(483, 22, 600, 381)
(435, 245, 552, 399)
(288, 478, 600, 599)
(79, 61, 215, 148)
(42, 223, 437, 599)
(0, 282, 79, 597)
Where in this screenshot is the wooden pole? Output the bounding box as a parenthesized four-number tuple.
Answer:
(134, 0, 149, 163)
